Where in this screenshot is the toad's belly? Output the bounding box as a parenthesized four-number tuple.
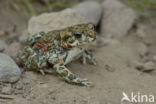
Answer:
(64, 47, 85, 65)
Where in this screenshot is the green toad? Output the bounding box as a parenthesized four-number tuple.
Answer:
(21, 23, 97, 86)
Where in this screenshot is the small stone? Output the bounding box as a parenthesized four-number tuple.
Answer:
(152, 55, 156, 62)
(0, 40, 7, 52)
(136, 24, 146, 38)
(144, 39, 153, 46)
(105, 64, 115, 72)
(135, 61, 144, 70)
(16, 81, 23, 90)
(0, 53, 21, 83)
(0, 30, 4, 36)
(1, 86, 13, 95)
(135, 61, 155, 72)
(73, 1, 102, 25)
(19, 30, 30, 44)
(4, 42, 21, 60)
(136, 43, 147, 56)
(143, 61, 155, 72)
(38, 83, 48, 88)
(100, 0, 138, 39)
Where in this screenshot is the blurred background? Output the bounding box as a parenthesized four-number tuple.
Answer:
(0, 0, 156, 104)
(0, 0, 156, 43)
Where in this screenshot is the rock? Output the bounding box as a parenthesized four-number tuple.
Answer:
(100, 0, 137, 39)
(135, 43, 147, 56)
(153, 55, 156, 62)
(0, 53, 21, 83)
(136, 23, 146, 39)
(0, 40, 7, 52)
(1, 86, 13, 95)
(105, 64, 115, 72)
(135, 61, 155, 72)
(0, 30, 5, 36)
(28, 1, 102, 36)
(16, 81, 23, 90)
(135, 61, 144, 69)
(19, 30, 30, 44)
(73, 1, 102, 25)
(4, 42, 21, 60)
(143, 61, 155, 72)
(28, 9, 87, 35)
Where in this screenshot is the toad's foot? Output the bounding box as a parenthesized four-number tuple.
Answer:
(54, 65, 91, 86)
(82, 50, 96, 65)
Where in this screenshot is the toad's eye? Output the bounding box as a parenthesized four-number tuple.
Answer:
(74, 33, 82, 39)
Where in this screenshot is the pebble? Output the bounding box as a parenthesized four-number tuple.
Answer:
(136, 23, 146, 38)
(135, 61, 155, 72)
(143, 61, 155, 72)
(0, 40, 7, 52)
(4, 42, 21, 60)
(152, 55, 156, 62)
(0, 53, 21, 83)
(16, 81, 23, 90)
(136, 43, 147, 56)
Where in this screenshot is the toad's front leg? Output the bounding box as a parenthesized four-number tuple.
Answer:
(82, 50, 96, 65)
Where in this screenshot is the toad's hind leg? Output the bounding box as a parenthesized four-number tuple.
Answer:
(48, 55, 91, 86)
(54, 64, 91, 86)
(27, 32, 45, 45)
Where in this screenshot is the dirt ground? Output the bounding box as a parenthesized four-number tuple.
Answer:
(0, 0, 156, 104)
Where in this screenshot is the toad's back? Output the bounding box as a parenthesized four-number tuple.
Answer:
(21, 30, 73, 70)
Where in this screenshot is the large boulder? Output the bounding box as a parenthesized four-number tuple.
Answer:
(28, 9, 86, 35)
(73, 1, 102, 25)
(100, 0, 137, 39)
(27, 1, 102, 36)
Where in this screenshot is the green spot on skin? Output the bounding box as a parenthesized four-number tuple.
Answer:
(59, 67, 64, 71)
(69, 40, 75, 43)
(54, 59, 60, 64)
(68, 74, 75, 80)
(76, 79, 82, 83)
(40, 32, 45, 35)
(61, 70, 68, 77)
(63, 35, 70, 40)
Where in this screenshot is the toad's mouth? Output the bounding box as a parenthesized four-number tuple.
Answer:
(70, 38, 95, 48)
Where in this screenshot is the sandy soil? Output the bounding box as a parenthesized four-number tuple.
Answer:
(0, 0, 156, 104)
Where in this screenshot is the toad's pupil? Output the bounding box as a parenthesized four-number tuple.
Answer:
(74, 33, 82, 39)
